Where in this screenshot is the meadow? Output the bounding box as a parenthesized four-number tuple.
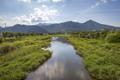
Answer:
(0, 35, 51, 80)
(0, 30, 120, 80)
(68, 31, 120, 80)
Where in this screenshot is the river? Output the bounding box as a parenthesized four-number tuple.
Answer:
(26, 37, 91, 80)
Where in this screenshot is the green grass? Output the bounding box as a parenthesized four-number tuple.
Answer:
(68, 36, 120, 80)
(1, 32, 120, 80)
(0, 35, 51, 80)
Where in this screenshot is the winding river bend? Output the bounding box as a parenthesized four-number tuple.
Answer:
(26, 37, 91, 80)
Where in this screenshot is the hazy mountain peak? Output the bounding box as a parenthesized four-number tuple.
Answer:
(13, 24, 26, 27)
(84, 20, 100, 24)
(62, 21, 81, 24)
(66, 21, 75, 23)
(37, 23, 51, 26)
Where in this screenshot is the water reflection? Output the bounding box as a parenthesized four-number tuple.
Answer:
(26, 37, 91, 80)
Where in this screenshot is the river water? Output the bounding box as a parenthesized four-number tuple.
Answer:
(26, 37, 91, 80)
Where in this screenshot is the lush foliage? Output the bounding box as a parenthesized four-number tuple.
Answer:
(105, 31, 120, 43)
(0, 30, 120, 80)
(0, 38, 3, 43)
(0, 35, 51, 80)
(68, 31, 120, 80)
(71, 30, 109, 39)
(1, 32, 42, 38)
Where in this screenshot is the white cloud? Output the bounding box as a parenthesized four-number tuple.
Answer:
(52, 0, 64, 3)
(14, 15, 31, 23)
(0, 17, 16, 27)
(18, 0, 31, 3)
(18, 0, 64, 3)
(100, 0, 108, 3)
(37, 0, 64, 3)
(13, 5, 58, 24)
(91, 2, 100, 8)
(0, 17, 4, 26)
(0, 17, 4, 22)
(91, 0, 117, 9)
(37, 0, 50, 3)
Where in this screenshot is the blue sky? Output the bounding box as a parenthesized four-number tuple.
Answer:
(0, 0, 120, 27)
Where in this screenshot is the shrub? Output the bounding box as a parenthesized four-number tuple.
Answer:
(0, 38, 3, 43)
(106, 32, 120, 43)
(0, 44, 16, 55)
(4, 38, 17, 42)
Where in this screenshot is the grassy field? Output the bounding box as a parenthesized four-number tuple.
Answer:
(68, 36, 120, 80)
(0, 32, 120, 80)
(0, 35, 51, 80)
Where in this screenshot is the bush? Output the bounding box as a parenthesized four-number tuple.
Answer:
(106, 32, 120, 43)
(0, 38, 3, 43)
(4, 37, 17, 42)
(0, 44, 16, 55)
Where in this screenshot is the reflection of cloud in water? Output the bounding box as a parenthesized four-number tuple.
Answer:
(26, 61, 65, 80)
(40, 61, 65, 79)
(26, 38, 91, 80)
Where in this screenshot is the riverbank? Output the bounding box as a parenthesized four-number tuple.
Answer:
(68, 36, 120, 80)
(0, 35, 51, 80)
(26, 37, 91, 80)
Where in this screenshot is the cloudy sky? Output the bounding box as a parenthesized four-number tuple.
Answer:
(0, 0, 120, 27)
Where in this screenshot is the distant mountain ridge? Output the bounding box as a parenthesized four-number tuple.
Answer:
(0, 20, 120, 33)
(0, 24, 48, 33)
(39, 20, 119, 33)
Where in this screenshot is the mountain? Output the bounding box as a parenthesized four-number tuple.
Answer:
(82, 20, 117, 30)
(39, 21, 83, 33)
(0, 20, 119, 33)
(39, 20, 119, 33)
(0, 26, 2, 31)
(0, 26, 1, 28)
(0, 24, 48, 33)
(37, 23, 51, 26)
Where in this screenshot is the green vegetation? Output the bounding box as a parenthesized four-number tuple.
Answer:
(0, 35, 51, 80)
(68, 31, 120, 80)
(0, 31, 120, 80)
(0, 38, 3, 43)
(105, 31, 120, 43)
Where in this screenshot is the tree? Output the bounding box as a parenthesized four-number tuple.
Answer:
(106, 31, 120, 43)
